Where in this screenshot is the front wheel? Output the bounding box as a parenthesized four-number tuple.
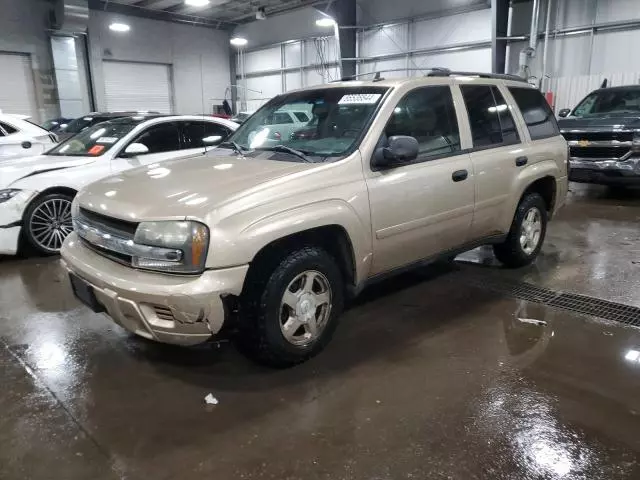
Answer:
(235, 246, 345, 368)
(23, 192, 74, 255)
(493, 192, 547, 268)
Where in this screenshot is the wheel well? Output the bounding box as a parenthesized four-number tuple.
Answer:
(523, 176, 556, 213)
(22, 187, 77, 221)
(247, 225, 357, 288)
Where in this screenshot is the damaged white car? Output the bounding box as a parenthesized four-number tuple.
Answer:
(0, 114, 237, 255)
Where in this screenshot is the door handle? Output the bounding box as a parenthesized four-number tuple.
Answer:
(452, 169, 468, 182)
(515, 156, 528, 167)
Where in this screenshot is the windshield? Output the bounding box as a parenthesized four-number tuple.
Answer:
(225, 86, 389, 160)
(572, 89, 640, 117)
(47, 121, 136, 157)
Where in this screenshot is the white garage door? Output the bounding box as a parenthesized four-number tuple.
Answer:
(103, 61, 173, 113)
(0, 53, 38, 119)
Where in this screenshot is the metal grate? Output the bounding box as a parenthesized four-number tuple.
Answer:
(463, 272, 640, 327)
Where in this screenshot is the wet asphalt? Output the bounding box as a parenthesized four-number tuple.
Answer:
(1, 183, 640, 479)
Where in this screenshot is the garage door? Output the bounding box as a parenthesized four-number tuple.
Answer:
(103, 61, 173, 113)
(0, 53, 38, 119)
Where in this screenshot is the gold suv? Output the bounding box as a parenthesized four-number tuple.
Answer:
(61, 71, 568, 367)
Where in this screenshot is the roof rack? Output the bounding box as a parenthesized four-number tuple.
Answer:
(335, 67, 527, 83)
(425, 68, 528, 82)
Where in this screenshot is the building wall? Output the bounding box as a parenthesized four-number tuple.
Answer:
(0, 0, 59, 122)
(88, 11, 231, 115)
(508, 0, 640, 111)
(356, 7, 492, 77)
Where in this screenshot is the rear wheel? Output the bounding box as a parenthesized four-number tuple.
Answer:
(24, 193, 74, 255)
(235, 246, 344, 368)
(493, 192, 547, 268)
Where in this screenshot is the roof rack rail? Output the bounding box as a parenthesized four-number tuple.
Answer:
(334, 68, 431, 82)
(426, 68, 527, 83)
(334, 68, 527, 83)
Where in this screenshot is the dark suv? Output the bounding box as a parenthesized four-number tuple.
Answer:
(558, 86, 640, 185)
(55, 111, 160, 142)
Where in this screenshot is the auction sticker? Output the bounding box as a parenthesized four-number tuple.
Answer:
(97, 137, 118, 144)
(338, 94, 382, 105)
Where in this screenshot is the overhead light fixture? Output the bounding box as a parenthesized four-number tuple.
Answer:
(230, 37, 248, 46)
(109, 22, 130, 32)
(185, 0, 210, 6)
(316, 17, 336, 27)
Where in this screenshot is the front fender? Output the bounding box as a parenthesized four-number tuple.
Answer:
(209, 199, 373, 285)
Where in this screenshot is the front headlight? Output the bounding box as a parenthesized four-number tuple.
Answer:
(132, 221, 209, 274)
(0, 189, 21, 204)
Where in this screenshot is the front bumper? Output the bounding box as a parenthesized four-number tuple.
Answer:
(0, 190, 35, 255)
(569, 157, 640, 185)
(61, 233, 249, 346)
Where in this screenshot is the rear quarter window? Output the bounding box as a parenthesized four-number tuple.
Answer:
(509, 87, 560, 140)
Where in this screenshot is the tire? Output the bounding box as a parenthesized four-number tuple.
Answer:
(23, 192, 74, 255)
(493, 192, 547, 268)
(235, 246, 345, 368)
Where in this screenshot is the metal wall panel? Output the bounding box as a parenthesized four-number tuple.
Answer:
(412, 9, 491, 50)
(358, 24, 409, 58)
(244, 46, 281, 74)
(413, 47, 491, 72)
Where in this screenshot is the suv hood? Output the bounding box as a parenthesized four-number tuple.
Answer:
(78, 154, 315, 221)
(0, 155, 95, 188)
(558, 114, 640, 130)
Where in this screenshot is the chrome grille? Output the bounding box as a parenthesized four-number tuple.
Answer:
(561, 131, 634, 142)
(569, 146, 631, 159)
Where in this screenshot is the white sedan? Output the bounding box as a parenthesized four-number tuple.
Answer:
(0, 113, 58, 162)
(0, 114, 237, 255)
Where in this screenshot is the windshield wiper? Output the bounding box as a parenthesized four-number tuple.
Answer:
(258, 145, 313, 163)
(219, 141, 247, 157)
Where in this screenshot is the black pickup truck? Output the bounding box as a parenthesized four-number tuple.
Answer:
(558, 85, 640, 185)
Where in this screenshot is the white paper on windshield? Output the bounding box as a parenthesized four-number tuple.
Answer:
(338, 94, 382, 105)
(96, 137, 118, 144)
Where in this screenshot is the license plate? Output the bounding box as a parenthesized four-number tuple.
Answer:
(69, 274, 104, 313)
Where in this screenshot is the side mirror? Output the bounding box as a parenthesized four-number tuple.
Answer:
(122, 142, 149, 157)
(558, 108, 571, 118)
(202, 135, 223, 146)
(373, 135, 419, 169)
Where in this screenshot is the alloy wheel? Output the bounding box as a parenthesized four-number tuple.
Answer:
(279, 270, 333, 346)
(28, 198, 73, 253)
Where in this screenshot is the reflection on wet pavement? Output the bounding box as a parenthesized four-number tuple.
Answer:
(1, 184, 640, 479)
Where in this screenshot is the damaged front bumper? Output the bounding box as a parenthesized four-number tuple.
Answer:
(0, 190, 36, 255)
(61, 232, 248, 346)
(569, 157, 640, 184)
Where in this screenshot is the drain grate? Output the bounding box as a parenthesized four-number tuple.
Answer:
(462, 272, 640, 327)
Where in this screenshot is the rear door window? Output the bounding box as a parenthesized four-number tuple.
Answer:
(509, 87, 560, 140)
(181, 121, 231, 149)
(131, 123, 181, 154)
(461, 85, 520, 148)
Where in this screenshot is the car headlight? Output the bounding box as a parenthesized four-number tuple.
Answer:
(71, 197, 80, 219)
(0, 189, 21, 204)
(132, 221, 209, 274)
